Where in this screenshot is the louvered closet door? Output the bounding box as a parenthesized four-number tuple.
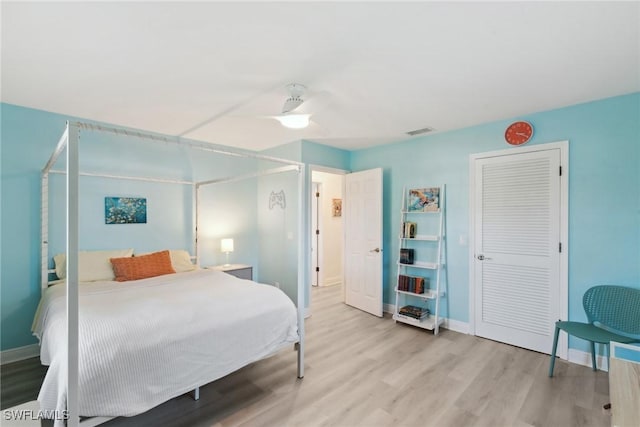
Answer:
(474, 149, 561, 354)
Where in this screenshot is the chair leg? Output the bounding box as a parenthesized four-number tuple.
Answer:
(590, 341, 597, 371)
(548, 326, 561, 377)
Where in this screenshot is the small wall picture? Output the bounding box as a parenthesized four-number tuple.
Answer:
(332, 198, 342, 217)
(268, 190, 286, 209)
(407, 188, 440, 212)
(105, 197, 147, 224)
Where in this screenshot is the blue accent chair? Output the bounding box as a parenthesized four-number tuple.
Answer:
(548, 285, 640, 377)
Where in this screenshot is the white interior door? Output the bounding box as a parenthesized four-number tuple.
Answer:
(473, 147, 564, 354)
(344, 168, 383, 317)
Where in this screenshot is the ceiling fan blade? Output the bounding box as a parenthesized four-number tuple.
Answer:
(306, 117, 331, 136)
(296, 90, 332, 114)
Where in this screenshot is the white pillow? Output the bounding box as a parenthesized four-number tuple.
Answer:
(169, 249, 198, 272)
(137, 249, 197, 273)
(53, 249, 134, 282)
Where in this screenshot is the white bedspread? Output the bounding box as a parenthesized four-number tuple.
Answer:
(32, 269, 299, 419)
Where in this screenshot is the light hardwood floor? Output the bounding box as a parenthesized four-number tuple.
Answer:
(2, 284, 611, 426)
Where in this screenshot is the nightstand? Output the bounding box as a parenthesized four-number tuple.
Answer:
(208, 264, 253, 280)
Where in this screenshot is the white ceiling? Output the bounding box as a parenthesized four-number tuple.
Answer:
(2, 2, 639, 151)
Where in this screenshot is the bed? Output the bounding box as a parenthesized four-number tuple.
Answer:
(32, 268, 299, 419)
(40, 120, 306, 426)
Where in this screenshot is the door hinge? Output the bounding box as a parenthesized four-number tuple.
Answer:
(316, 229, 320, 235)
(559, 166, 562, 176)
(315, 267, 319, 272)
(559, 242, 562, 253)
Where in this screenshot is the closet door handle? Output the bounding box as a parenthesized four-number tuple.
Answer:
(370, 248, 381, 253)
(477, 254, 492, 261)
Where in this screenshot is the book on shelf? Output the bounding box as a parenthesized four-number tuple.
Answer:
(407, 187, 440, 212)
(399, 248, 415, 264)
(398, 305, 430, 320)
(402, 222, 417, 238)
(397, 275, 428, 293)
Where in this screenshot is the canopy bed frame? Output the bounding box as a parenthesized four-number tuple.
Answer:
(40, 121, 305, 427)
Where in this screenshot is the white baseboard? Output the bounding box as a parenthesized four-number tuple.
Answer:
(567, 348, 609, 372)
(1, 344, 40, 365)
(322, 276, 342, 287)
(442, 318, 470, 334)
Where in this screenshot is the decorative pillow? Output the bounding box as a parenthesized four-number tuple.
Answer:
(137, 249, 198, 272)
(111, 250, 176, 282)
(53, 253, 66, 279)
(53, 249, 134, 282)
(168, 249, 198, 272)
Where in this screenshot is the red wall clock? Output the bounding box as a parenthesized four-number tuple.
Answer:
(505, 121, 533, 145)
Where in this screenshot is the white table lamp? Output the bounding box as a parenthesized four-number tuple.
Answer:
(221, 238, 234, 266)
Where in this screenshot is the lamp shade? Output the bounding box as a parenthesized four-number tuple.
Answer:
(220, 238, 234, 253)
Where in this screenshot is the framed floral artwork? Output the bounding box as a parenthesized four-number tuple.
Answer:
(105, 197, 147, 224)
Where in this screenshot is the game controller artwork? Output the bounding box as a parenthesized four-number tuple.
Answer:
(269, 190, 286, 210)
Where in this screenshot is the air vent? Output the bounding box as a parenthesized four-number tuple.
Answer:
(406, 126, 435, 136)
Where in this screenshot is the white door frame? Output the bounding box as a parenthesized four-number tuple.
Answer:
(468, 140, 569, 360)
(308, 165, 348, 312)
(311, 181, 322, 287)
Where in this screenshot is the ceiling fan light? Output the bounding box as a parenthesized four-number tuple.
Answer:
(275, 114, 310, 129)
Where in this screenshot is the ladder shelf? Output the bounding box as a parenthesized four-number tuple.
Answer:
(394, 185, 447, 335)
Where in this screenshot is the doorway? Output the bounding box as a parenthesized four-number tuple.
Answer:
(310, 170, 345, 288)
(309, 168, 346, 311)
(470, 141, 568, 357)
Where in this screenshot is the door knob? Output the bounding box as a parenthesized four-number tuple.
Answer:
(370, 248, 381, 253)
(477, 254, 492, 261)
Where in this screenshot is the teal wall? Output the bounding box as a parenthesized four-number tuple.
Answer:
(350, 93, 640, 351)
(301, 140, 350, 171)
(197, 179, 259, 269)
(47, 174, 194, 257)
(259, 140, 351, 309)
(0, 103, 258, 350)
(0, 105, 63, 350)
(2, 93, 638, 353)
(257, 170, 300, 301)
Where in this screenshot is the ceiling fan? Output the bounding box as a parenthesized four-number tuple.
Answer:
(272, 83, 326, 129)
(178, 82, 330, 138)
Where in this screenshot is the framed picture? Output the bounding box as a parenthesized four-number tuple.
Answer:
(407, 187, 439, 212)
(105, 197, 147, 224)
(332, 198, 342, 217)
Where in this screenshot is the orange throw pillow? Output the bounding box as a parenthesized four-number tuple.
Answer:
(111, 250, 176, 282)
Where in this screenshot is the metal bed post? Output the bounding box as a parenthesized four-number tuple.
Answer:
(195, 163, 306, 378)
(194, 184, 200, 266)
(41, 173, 49, 290)
(66, 122, 80, 427)
(42, 125, 71, 291)
(297, 164, 305, 379)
